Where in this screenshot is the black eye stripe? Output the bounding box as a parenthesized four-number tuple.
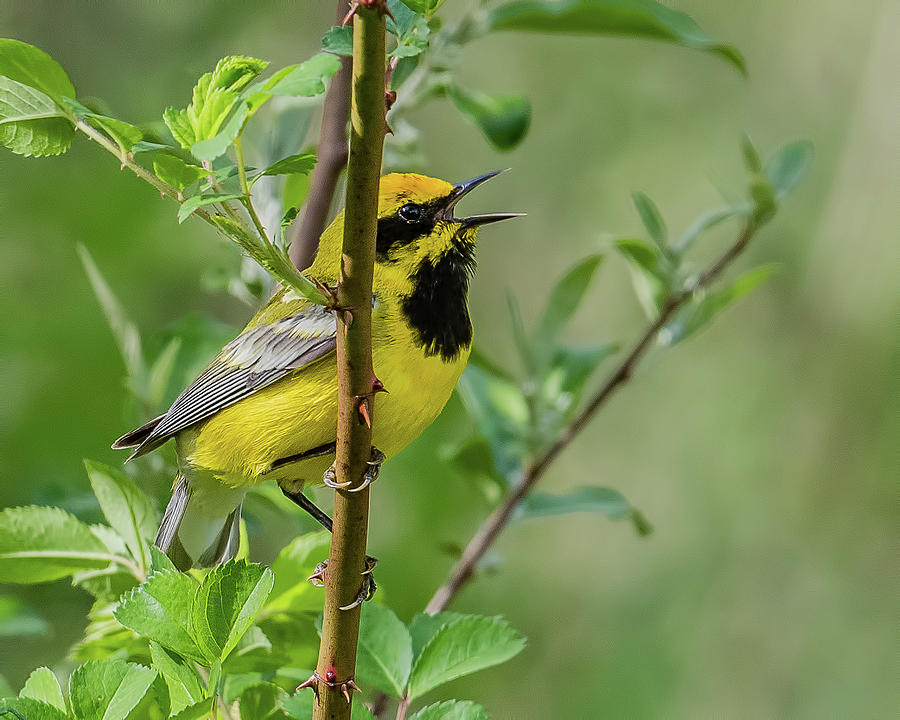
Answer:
(375, 197, 447, 260)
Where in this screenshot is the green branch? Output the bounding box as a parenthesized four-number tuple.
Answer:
(312, 5, 387, 720)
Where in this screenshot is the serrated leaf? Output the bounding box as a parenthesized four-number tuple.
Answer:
(152, 154, 209, 192)
(191, 100, 248, 161)
(448, 85, 530, 151)
(409, 700, 489, 720)
(660, 264, 779, 345)
(164, 56, 267, 150)
(487, 0, 745, 74)
(265, 53, 341, 97)
(765, 140, 813, 201)
(0, 39, 76, 101)
(149, 545, 177, 573)
(69, 659, 157, 720)
(257, 152, 316, 181)
(0, 506, 110, 583)
(84, 460, 158, 574)
(0, 697, 68, 720)
(190, 560, 274, 663)
(614, 237, 671, 318)
(0, 75, 73, 156)
(534, 254, 604, 347)
(399, 0, 445, 16)
(632, 191, 667, 249)
(355, 603, 413, 697)
(149, 643, 203, 714)
(238, 683, 287, 720)
(19, 668, 65, 712)
(114, 570, 205, 664)
(267, 531, 331, 615)
(177, 192, 244, 223)
(70, 600, 143, 662)
(407, 614, 526, 700)
(322, 26, 353, 56)
(387, 1, 431, 57)
(170, 698, 216, 720)
(85, 114, 142, 155)
(408, 612, 468, 661)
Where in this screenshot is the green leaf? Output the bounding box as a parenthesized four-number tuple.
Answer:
(147, 337, 181, 411)
(409, 700, 489, 720)
(77, 244, 145, 388)
(487, 0, 745, 74)
(281, 691, 313, 720)
(0, 595, 48, 638)
(399, 0, 445, 16)
(114, 570, 205, 664)
(191, 100, 248, 162)
(19, 668, 65, 712)
(0, 39, 76, 101)
(149, 643, 203, 714)
(740, 133, 762, 173)
(85, 114, 143, 155)
(506, 292, 535, 374)
(70, 600, 143, 662)
(355, 603, 413, 697)
(614, 237, 671, 318)
(0, 506, 110, 583)
(534, 254, 604, 346)
(163, 55, 268, 150)
(521, 487, 630, 518)
(238, 683, 287, 720)
(448, 85, 530, 151)
(170, 699, 215, 720)
(543, 342, 618, 407)
(408, 612, 467, 660)
(257, 152, 317, 180)
(0, 697, 68, 720)
(675, 205, 743, 255)
(152, 154, 209, 192)
(322, 26, 353, 56)
(660, 264, 779, 346)
(84, 460, 158, 574)
(177, 192, 244, 223)
(456, 365, 530, 479)
(408, 614, 526, 700)
(190, 560, 274, 663)
(765, 140, 813, 201)
(69, 659, 157, 720)
(387, 0, 431, 58)
(267, 531, 331, 615)
(443, 435, 508, 503)
(265, 53, 341, 97)
(631, 191, 667, 250)
(149, 545, 177, 573)
(0, 75, 73, 156)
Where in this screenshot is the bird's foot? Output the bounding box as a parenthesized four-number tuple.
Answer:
(322, 446, 385, 492)
(306, 555, 378, 609)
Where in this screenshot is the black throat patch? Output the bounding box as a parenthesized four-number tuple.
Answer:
(402, 243, 475, 362)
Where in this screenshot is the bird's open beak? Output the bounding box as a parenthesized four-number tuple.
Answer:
(443, 170, 525, 227)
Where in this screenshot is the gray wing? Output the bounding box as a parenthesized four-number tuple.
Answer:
(114, 304, 336, 459)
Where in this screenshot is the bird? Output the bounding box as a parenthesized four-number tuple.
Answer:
(113, 170, 520, 575)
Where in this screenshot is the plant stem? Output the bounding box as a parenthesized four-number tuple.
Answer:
(289, 1, 353, 270)
(424, 220, 759, 616)
(312, 6, 386, 720)
(234, 136, 271, 245)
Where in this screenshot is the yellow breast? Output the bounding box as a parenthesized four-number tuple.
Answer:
(178, 296, 469, 486)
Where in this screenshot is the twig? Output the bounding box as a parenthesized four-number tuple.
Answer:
(289, 2, 353, 270)
(388, 219, 760, 720)
(311, 5, 387, 720)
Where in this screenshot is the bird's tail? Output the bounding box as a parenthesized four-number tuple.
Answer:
(155, 475, 243, 572)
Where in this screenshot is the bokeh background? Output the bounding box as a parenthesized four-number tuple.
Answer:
(1, 1, 897, 718)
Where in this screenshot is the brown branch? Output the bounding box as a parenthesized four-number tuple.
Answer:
(424, 219, 759, 617)
(311, 4, 387, 720)
(288, 1, 353, 271)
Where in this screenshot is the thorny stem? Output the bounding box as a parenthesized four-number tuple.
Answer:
(235, 136, 271, 245)
(388, 220, 760, 720)
(289, 1, 353, 269)
(311, 5, 387, 720)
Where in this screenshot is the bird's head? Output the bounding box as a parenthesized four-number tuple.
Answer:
(311, 171, 521, 285)
(310, 171, 521, 361)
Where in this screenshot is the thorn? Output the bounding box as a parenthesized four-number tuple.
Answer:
(357, 397, 371, 428)
(385, 90, 397, 112)
(341, 683, 351, 704)
(296, 672, 320, 702)
(372, 375, 388, 394)
(347, 679, 362, 694)
(159, 191, 166, 199)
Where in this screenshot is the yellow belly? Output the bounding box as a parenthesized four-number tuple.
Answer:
(178, 306, 469, 488)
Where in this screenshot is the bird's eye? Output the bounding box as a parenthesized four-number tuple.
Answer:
(398, 203, 422, 223)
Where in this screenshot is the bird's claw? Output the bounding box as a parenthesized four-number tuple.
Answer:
(348, 447, 386, 493)
(307, 560, 328, 587)
(322, 462, 352, 489)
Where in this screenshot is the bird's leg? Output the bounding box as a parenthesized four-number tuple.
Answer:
(280, 480, 379, 605)
(348, 447, 386, 493)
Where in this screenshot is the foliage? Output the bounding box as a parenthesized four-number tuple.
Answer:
(0, 1, 812, 719)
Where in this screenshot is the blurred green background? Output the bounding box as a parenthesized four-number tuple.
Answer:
(1, 1, 897, 718)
